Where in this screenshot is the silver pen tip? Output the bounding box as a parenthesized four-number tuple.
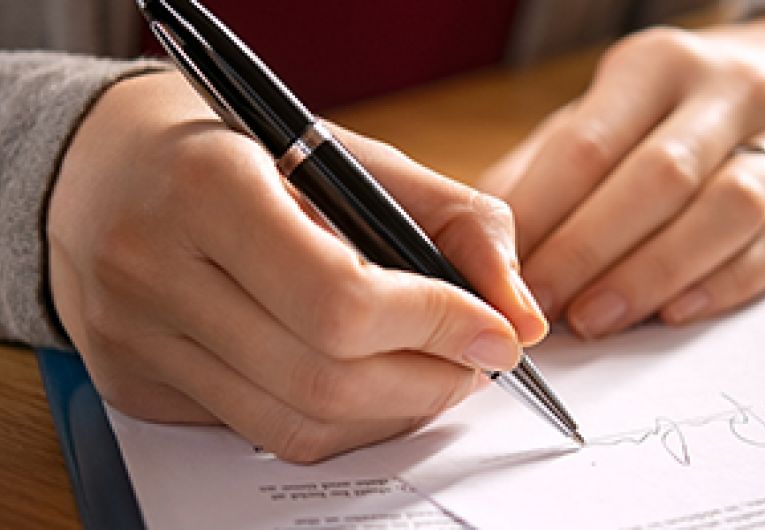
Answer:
(571, 430, 586, 447)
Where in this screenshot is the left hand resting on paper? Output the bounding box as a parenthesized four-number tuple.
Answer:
(481, 25, 765, 338)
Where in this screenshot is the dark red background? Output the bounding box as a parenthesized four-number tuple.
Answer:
(144, 1, 519, 109)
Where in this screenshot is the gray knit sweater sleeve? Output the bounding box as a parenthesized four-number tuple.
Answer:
(0, 51, 168, 348)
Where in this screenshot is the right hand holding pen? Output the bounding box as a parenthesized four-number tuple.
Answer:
(48, 70, 547, 462)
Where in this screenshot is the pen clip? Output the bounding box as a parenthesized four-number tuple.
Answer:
(150, 20, 250, 135)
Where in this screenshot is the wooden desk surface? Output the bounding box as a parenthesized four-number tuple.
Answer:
(327, 48, 599, 182)
(0, 345, 80, 529)
(0, 48, 599, 529)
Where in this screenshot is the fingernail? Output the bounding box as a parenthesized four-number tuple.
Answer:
(664, 288, 710, 323)
(463, 332, 521, 371)
(527, 282, 555, 316)
(569, 290, 627, 338)
(509, 269, 546, 320)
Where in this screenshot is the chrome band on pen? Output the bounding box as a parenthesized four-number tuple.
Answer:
(277, 122, 332, 177)
(137, 0, 583, 446)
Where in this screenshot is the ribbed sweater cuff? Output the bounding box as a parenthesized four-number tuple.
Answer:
(0, 52, 169, 348)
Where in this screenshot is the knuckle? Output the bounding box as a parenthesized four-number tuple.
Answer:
(434, 189, 516, 261)
(79, 283, 126, 346)
(645, 253, 684, 287)
(466, 191, 517, 260)
(612, 27, 702, 66)
(562, 123, 613, 175)
(164, 140, 210, 191)
(425, 374, 469, 417)
(728, 239, 765, 294)
(99, 385, 140, 418)
(90, 224, 141, 285)
(642, 27, 699, 54)
(297, 362, 362, 422)
(164, 156, 217, 212)
(166, 134, 226, 178)
(640, 142, 700, 202)
(552, 235, 605, 283)
(418, 283, 453, 352)
(90, 223, 164, 302)
(469, 191, 514, 226)
(276, 419, 338, 464)
(716, 168, 765, 228)
(598, 28, 708, 90)
(99, 378, 164, 421)
(309, 269, 377, 357)
(163, 135, 259, 210)
(728, 60, 765, 108)
(727, 258, 758, 295)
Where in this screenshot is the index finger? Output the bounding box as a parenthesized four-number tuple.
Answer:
(185, 129, 524, 371)
(330, 124, 549, 346)
(506, 43, 680, 257)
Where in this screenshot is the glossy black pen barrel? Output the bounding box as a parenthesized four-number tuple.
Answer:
(137, 0, 582, 444)
(288, 139, 581, 442)
(139, 0, 488, 291)
(140, 0, 313, 155)
(290, 139, 473, 285)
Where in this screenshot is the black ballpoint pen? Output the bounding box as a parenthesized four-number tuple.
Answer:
(136, 0, 584, 445)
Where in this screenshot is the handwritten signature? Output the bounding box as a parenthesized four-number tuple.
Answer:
(587, 394, 765, 466)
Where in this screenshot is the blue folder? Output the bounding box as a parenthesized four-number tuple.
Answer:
(36, 348, 145, 530)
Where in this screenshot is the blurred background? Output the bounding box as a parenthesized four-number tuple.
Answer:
(0, 0, 755, 110)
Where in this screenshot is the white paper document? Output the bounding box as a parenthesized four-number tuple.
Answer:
(108, 407, 465, 529)
(108, 299, 765, 529)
